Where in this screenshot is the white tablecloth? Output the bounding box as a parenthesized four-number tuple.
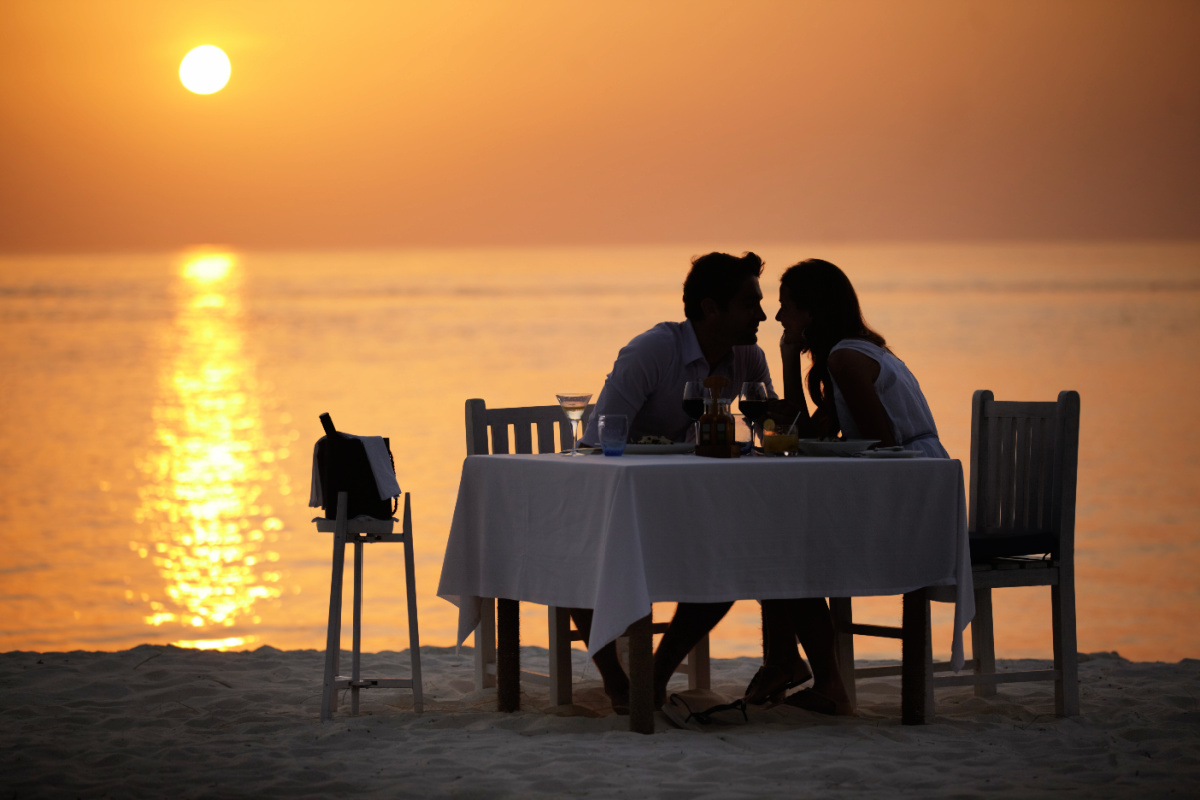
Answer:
(438, 453, 974, 670)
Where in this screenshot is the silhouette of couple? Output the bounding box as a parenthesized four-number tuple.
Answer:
(576, 252, 949, 716)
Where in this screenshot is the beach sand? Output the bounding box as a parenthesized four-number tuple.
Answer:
(2, 646, 1196, 798)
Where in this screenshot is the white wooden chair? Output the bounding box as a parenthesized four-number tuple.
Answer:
(831, 390, 1081, 724)
(318, 491, 423, 720)
(465, 398, 711, 708)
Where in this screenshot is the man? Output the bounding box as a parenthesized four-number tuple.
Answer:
(581, 251, 775, 444)
(575, 251, 776, 712)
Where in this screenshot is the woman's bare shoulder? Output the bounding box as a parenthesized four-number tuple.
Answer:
(828, 345, 881, 384)
(828, 344, 878, 368)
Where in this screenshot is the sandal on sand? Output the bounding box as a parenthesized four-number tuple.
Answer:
(743, 660, 814, 705)
(782, 688, 855, 716)
(662, 694, 705, 732)
(662, 693, 748, 732)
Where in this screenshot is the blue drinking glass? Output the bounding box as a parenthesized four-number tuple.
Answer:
(598, 414, 629, 456)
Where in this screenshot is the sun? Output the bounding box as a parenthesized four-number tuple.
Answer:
(179, 45, 231, 95)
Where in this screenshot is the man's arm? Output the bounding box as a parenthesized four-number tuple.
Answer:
(579, 335, 665, 445)
(746, 344, 779, 400)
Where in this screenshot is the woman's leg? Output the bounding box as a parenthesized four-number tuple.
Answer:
(790, 598, 852, 708)
(761, 599, 802, 666)
(568, 608, 629, 708)
(652, 601, 733, 708)
(743, 599, 812, 703)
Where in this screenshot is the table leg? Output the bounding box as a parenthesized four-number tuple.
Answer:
(627, 614, 655, 734)
(497, 598, 520, 712)
(548, 606, 574, 707)
(901, 591, 932, 724)
(688, 635, 711, 691)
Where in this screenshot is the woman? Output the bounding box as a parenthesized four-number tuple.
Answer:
(747, 258, 949, 715)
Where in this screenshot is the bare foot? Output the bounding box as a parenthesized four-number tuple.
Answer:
(605, 690, 630, 715)
(743, 659, 813, 705)
(783, 687, 854, 716)
(603, 675, 630, 715)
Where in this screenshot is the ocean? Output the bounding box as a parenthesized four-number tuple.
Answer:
(1, 241, 1197, 662)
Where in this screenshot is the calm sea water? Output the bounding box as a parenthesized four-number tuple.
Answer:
(1, 242, 1197, 662)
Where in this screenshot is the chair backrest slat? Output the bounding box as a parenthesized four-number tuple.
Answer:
(969, 390, 1081, 557)
(1015, 415, 1035, 529)
(490, 422, 511, 454)
(1029, 414, 1050, 530)
(513, 422, 534, 454)
(535, 420, 557, 454)
(997, 414, 1016, 529)
(465, 399, 595, 456)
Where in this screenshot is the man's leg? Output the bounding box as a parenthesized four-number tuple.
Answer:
(568, 608, 629, 711)
(652, 601, 733, 708)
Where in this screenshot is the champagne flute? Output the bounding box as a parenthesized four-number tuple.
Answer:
(555, 393, 592, 456)
(682, 381, 706, 443)
(738, 382, 769, 450)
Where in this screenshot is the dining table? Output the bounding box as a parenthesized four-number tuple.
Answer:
(437, 451, 974, 732)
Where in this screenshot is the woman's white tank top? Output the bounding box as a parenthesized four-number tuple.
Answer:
(828, 339, 949, 458)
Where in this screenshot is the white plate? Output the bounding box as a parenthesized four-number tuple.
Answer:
(855, 448, 921, 458)
(623, 443, 695, 455)
(795, 439, 879, 457)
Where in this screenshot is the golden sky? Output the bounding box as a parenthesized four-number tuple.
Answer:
(1, 0, 1197, 251)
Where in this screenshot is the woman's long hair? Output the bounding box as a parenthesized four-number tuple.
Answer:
(780, 259, 888, 430)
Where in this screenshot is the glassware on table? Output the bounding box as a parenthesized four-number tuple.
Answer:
(682, 381, 707, 443)
(761, 420, 800, 454)
(598, 414, 629, 456)
(555, 392, 592, 456)
(738, 381, 769, 450)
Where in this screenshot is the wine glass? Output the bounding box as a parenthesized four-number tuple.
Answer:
(738, 382, 769, 450)
(682, 381, 706, 443)
(555, 393, 592, 456)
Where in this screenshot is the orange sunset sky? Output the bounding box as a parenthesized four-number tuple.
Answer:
(1, 0, 1197, 252)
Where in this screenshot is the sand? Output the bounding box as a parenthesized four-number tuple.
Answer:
(2, 646, 1197, 798)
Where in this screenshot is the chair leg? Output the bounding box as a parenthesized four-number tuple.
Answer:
(901, 591, 934, 724)
(496, 598, 520, 712)
(351, 540, 363, 715)
(474, 599, 497, 691)
(687, 636, 711, 691)
(1051, 570, 1080, 716)
(760, 602, 769, 663)
(401, 494, 423, 713)
(829, 597, 857, 710)
(321, 493, 349, 721)
(971, 588, 996, 698)
(548, 606, 573, 707)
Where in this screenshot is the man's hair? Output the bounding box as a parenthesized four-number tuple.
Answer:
(682, 252, 765, 322)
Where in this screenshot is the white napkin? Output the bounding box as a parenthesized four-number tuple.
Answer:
(309, 434, 401, 508)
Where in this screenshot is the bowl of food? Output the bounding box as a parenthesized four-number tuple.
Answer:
(624, 434, 695, 455)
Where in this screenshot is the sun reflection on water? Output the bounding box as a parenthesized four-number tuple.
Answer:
(132, 252, 293, 649)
